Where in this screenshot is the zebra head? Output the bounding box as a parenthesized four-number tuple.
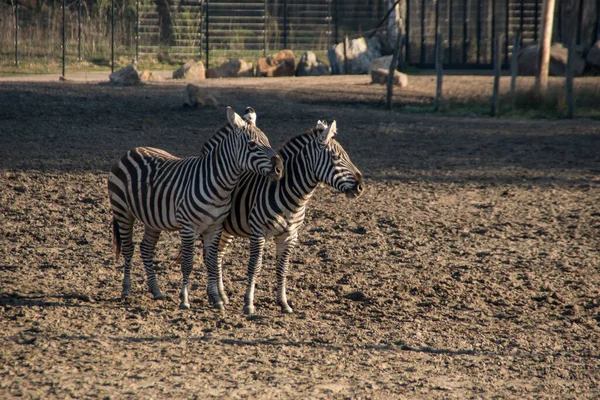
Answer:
(313, 120, 364, 199)
(227, 107, 283, 180)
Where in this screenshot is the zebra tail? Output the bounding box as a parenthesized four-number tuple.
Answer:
(113, 217, 121, 264)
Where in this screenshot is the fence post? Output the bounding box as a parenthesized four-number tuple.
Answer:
(343, 35, 349, 74)
(463, 0, 469, 64)
(491, 34, 502, 116)
(566, 36, 575, 119)
(283, 0, 288, 49)
(334, 0, 339, 45)
(78, 0, 82, 61)
(205, 0, 210, 68)
(135, 0, 139, 61)
(387, 30, 403, 111)
(263, 0, 267, 56)
(14, 0, 19, 67)
(111, 0, 115, 73)
(62, 0, 66, 77)
(434, 34, 443, 112)
(510, 30, 520, 103)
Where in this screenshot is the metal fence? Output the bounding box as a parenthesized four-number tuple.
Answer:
(1, 0, 598, 73)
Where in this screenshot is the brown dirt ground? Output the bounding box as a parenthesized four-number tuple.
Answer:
(1, 74, 600, 399)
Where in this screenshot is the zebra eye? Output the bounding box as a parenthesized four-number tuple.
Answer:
(331, 152, 341, 161)
(248, 140, 257, 148)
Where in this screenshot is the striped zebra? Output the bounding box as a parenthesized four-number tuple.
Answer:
(217, 119, 364, 314)
(107, 107, 283, 310)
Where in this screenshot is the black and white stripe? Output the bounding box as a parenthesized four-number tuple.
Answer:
(217, 120, 364, 314)
(107, 107, 283, 310)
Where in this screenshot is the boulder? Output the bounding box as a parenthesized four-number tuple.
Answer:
(517, 43, 586, 77)
(257, 50, 296, 77)
(206, 59, 253, 78)
(371, 68, 408, 87)
(328, 33, 392, 75)
(296, 51, 330, 76)
(109, 64, 141, 86)
(586, 40, 600, 69)
(183, 83, 218, 108)
(369, 55, 394, 74)
(139, 70, 160, 82)
(173, 61, 206, 80)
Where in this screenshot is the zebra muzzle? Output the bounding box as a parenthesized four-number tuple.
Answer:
(270, 155, 284, 180)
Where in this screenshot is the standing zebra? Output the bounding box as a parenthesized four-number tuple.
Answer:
(107, 107, 283, 310)
(217, 119, 364, 314)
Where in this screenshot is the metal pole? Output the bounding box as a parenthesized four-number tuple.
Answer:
(263, 0, 267, 56)
(519, 0, 524, 46)
(491, 34, 501, 116)
(504, 0, 509, 66)
(534, 0, 539, 42)
(434, 33, 443, 112)
(136, 0, 139, 61)
(14, 0, 19, 67)
(420, 0, 425, 64)
(283, 0, 288, 49)
(463, 0, 469, 64)
(78, 0, 82, 61)
(205, 0, 209, 68)
(406, 0, 411, 63)
(510, 30, 520, 102)
(334, 0, 338, 45)
(491, 0, 496, 65)
(62, 0, 66, 77)
(387, 31, 403, 110)
(476, 0, 481, 63)
(111, 0, 115, 73)
(566, 38, 574, 119)
(448, 0, 453, 64)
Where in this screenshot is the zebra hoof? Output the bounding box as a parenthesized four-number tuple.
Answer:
(243, 305, 255, 315)
(213, 301, 225, 311)
(179, 301, 190, 310)
(153, 292, 165, 300)
(221, 295, 230, 305)
(281, 305, 293, 314)
(120, 290, 131, 299)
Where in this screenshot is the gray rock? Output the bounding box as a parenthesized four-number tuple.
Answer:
(173, 61, 206, 80)
(109, 64, 141, 86)
(296, 51, 330, 76)
(206, 59, 253, 78)
(586, 40, 600, 69)
(517, 43, 586, 77)
(371, 68, 408, 87)
(328, 33, 392, 75)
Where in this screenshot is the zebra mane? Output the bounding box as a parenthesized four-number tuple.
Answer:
(279, 127, 321, 156)
(199, 123, 236, 156)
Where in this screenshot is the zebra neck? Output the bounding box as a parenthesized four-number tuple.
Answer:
(279, 150, 319, 206)
(191, 138, 242, 202)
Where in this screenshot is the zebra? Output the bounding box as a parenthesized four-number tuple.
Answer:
(216, 119, 364, 314)
(107, 107, 284, 310)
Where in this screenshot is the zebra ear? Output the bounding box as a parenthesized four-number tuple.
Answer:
(316, 120, 328, 132)
(318, 120, 337, 144)
(227, 107, 245, 131)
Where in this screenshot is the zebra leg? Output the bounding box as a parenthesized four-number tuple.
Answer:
(216, 232, 234, 305)
(274, 234, 298, 314)
(179, 225, 196, 310)
(243, 235, 266, 315)
(204, 229, 225, 310)
(140, 227, 163, 300)
(118, 219, 135, 299)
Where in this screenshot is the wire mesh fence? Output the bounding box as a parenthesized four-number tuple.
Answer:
(1, 0, 598, 73)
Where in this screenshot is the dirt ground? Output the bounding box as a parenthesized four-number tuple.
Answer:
(1, 74, 599, 399)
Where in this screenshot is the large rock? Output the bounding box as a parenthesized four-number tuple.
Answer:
(328, 33, 392, 75)
(517, 43, 586, 77)
(109, 64, 141, 86)
(371, 68, 408, 87)
(206, 59, 253, 78)
(295, 51, 330, 76)
(586, 40, 600, 69)
(258, 50, 296, 77)
(173, 61, 206, 80)
(139, 70, 161, 82)
(183, 83, 218, 108)
(369, 55, 395, 74)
